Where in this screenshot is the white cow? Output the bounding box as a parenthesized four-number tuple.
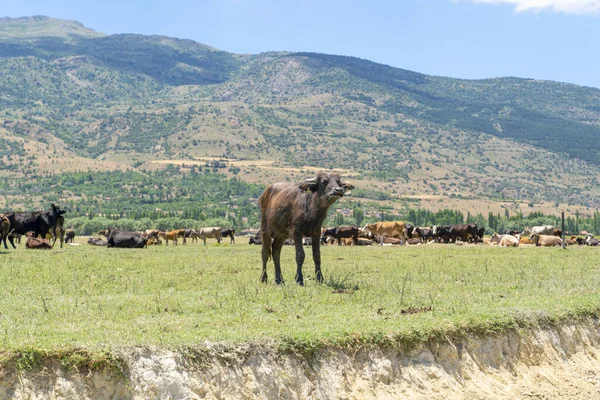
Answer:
(197, 227, 222, 246)
(522, 225, 554, 237)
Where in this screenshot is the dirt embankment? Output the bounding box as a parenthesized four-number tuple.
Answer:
(3, 318, 600, 399)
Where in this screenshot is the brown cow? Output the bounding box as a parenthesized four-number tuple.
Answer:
(25, 232, 53, 249)
(259, 172, 354, 285)
(530, 233, 563, 247)
(0, 214, 9, 247)
(159, 230, 183, 245)
(519, 236, 535, 245)
(361, 221, 407, 245)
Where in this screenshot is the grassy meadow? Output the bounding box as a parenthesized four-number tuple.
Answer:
(0, 239, 599, 360)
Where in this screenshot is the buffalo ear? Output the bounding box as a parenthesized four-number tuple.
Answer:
(343, 182, 355, 195)
(300, 177, 319, 192)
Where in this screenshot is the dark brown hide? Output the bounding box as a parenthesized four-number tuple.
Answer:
(259, 173, 354, 285)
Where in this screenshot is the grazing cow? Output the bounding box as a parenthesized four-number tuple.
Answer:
(259, 172, 354, 285)
(221, 228, 236, 244)
(159, 231, 176, 245)
(25, 233, 53, 249)
(499, 235, 519, 247)
(106, 228, 147, 248)
(530, 233, 562, 247)
(197, 227, 222, 246)
(522, 225, 554, 237)
(87, 237, 108, 246)
(65, 229, 76, 244)
(2, 204, 66, 249)
(362, 221, 407, 245)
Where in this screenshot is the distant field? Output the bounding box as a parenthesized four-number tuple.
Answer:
(0, 239, 599, 355)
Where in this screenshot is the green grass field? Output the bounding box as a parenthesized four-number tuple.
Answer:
(1, 239, 599, 362)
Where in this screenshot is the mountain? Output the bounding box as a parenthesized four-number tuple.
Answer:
(1, 16, 600, 213)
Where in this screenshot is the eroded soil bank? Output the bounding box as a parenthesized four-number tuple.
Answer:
(3, 317, 600, 399)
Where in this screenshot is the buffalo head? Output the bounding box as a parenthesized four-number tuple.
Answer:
(51, 203, 67, 216)
(300, 173, 354, 203)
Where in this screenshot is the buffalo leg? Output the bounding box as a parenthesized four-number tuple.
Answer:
(294, 234, 306, 285)
(9, 235, 16, 249)
(311, 234, 323, 283)
(272, 237, 285, 285)
(260, 232, 272, 283)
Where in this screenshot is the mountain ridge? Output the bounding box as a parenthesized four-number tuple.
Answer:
(1, 16, 599, 211)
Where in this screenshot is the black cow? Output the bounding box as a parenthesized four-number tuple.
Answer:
(476, 227, 485, 243)
(2, 204, 66, 249)
(450, 224, 479, 243)
(433, 225, 454, 243)
(406, 224, 415, 238)
(333, 226, 359, 245)
(221, 228, 236, 244)
(249, 234, 262, 245)
(320, 227, 337, 245)
(413, 227, 434, 242)
(106, 228, 147, 248)
(65, 229, 76, 243)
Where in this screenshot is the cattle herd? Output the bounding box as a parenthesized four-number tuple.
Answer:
(0, 203, 236, 250)
(1, 173, 600, 286)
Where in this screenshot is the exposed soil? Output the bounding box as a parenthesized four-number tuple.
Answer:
(2, 317, 600, 399)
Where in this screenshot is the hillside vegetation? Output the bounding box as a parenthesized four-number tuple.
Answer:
(1, 16, 600, 213)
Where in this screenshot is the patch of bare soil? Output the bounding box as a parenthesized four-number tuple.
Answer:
(2, 318, 600, 399)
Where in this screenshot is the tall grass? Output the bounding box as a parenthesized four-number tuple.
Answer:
(0, 241, 598, 354)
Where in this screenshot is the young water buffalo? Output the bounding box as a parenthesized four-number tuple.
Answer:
(259, 172, 354, 285)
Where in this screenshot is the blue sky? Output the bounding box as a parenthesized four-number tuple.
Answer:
(3, 0, 599, 88)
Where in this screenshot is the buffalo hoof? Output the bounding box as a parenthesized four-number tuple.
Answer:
(260, 272, 268, 283)
(315, 271, 323, 284)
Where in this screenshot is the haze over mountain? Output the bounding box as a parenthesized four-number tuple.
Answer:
(1, 16, 600, 212)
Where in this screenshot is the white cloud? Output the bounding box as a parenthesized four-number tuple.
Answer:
(464, 0, 600, 14)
